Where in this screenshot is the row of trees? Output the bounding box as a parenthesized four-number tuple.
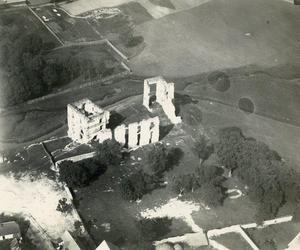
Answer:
(216, 127, 300, 222)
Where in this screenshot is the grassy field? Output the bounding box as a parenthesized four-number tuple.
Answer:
(32, 5, 100, 43)
(246, 222, 300, 250)
(212, 232, 253, 250)
(129, 0, 300, 77)
(0, 7, 60, 45)
(184, 67, 300, 127)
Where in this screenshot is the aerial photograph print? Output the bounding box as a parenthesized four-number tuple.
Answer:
(0, 0, 299, 249)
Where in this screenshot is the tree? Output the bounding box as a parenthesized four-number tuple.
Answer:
(145, 143, 167, 175)
(215, 127, 244, 170)
(94, 139, 122, 167)
(56, 198, 73, 214)
(58, 159, 106, 188)
(196, 165, 225, 186)
(193, 183, 225, 207)
(193, 134, 214, 165)
(120, 171, 161, 201)
(120, 172, 146, 201)
(172, 174, 199, 194)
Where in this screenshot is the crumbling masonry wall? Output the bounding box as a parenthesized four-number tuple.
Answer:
(114, 116, 160, 149)
(67, 99, 112, 144)
(143, 77, 181, 124)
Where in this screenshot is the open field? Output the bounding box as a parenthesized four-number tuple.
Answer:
(129, 0, 300, 77)
(32, 5, 100, 43)
(0, 7, 60, 45)
(60, 0, 211, 17)
(184, 68, 300, 126)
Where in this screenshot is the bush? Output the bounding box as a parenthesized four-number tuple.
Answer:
(193, 134, 214, 164)
(193, 183, 226, 207)
(56, 198, 73, 214)
(172, 164, 226, 207)
(120, 171, 161, 201)
(58, 159, 106, 188)
(145, 143, 168, 175)
(172, 174, 199, 194)
(94, 139, 123, 167)
(145, 144, 183, 176)
(126, 36, 144, 47)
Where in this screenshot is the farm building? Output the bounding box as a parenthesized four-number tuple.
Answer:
(0, 221, 21, 241)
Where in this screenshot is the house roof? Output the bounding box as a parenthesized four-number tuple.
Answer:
(288, 232, 300, 249)
(95, 240, 119, 250)
(0, 221, 20, 237)
(61, 231, 81, 250)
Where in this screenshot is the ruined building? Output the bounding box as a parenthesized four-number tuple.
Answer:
(67, 99, 112, 144)
(143, 76, 181, 124)
(67, 77, 181, 149)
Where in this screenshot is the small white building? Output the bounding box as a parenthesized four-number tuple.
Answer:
(95, 240, 119, 250)
(0, 221, 21, 241)
(286, 232, 300, 250)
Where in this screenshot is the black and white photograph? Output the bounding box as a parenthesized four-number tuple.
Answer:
(0, 0, 299, 249)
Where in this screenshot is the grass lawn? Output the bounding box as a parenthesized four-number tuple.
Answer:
(212, 232, 253, 250)
(32, 5, 100, 43)
(184, 67, 300, 127)
(245, 221, 300, 250)
(46, 43, 126, 91)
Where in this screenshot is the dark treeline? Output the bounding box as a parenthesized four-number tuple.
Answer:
(216, 127, 300, 222)
(0, 25, 112, 107)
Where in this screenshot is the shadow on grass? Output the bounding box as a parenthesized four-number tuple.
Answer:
(159, 124, 174, 140)
(174, 93, 198, 116)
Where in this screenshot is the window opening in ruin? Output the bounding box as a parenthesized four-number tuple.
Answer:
(150, 122, 155, 130)
(149, 84, 157, 107)
(137, 125, 141, 146)
(124, 129, 129, 148)
(136, 134, 141, 146)
(149, 131, 153, 144)
(80, 129, 84, 139)
(92, 135, 97, 141)
(149, 95, 157, 107)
